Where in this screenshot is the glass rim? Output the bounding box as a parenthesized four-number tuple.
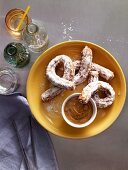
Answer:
(5, 8, 30, 32)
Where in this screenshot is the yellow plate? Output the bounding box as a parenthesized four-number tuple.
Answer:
(27, 41, 126, 139)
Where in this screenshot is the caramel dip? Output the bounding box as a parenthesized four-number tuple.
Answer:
(64, 96, 93, 125)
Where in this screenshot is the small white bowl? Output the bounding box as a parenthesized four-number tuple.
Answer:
(61, 93, 97, 128)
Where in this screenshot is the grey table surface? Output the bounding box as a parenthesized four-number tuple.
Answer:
(0, 0, 128, 170)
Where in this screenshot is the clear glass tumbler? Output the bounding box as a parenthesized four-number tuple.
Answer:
(22, 20, 48, 53)
(0, 67, 18, 95)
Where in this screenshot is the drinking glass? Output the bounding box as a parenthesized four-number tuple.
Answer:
(22, 20, 48, 53)
(0, 67, 18, 94)
(5, 8, 31, 39)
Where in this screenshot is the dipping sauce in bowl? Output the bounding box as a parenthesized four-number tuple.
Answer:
(64, 96, 93, 124)
(62, 93, 97, 128)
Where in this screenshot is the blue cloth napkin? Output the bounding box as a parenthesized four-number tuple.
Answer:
(0, 93, 59, 170)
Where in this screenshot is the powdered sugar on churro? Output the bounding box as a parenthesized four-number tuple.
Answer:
(73, 46, 93, 85)
(79, 81, 115, 108)
(46, 55, 75, 89)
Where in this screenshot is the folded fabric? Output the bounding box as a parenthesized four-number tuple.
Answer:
(0, 93, 59, 170)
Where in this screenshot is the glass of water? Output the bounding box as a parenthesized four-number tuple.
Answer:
(22, 20, 48, 53)
(0, 67, 18, 95)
